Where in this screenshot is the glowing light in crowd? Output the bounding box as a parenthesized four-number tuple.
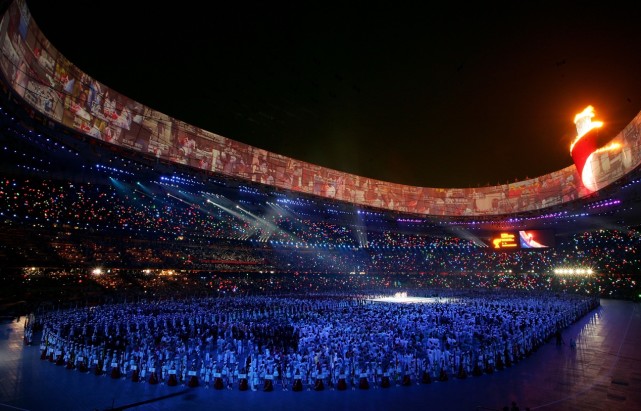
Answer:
(553, 268, 594, 276)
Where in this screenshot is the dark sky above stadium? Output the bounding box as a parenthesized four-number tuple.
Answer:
(26, 0, 641, 188)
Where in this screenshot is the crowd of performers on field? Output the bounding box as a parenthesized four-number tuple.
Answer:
(25, 290, 599, 392)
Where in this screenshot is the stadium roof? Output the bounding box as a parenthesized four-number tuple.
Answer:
(27, 0, 641, 188)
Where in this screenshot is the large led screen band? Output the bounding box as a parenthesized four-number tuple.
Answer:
(1, 0, 640, 217)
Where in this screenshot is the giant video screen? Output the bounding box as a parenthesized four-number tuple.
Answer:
(518, 230, 555, 249)
(487, 229, 555, 250)
(0, 0, 640, 218)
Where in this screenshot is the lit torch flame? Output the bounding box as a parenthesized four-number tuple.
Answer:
(569, 106, 620, 192)
(570, 105, 603, 154)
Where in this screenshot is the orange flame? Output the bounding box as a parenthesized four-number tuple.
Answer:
(570, 105, 603, 153)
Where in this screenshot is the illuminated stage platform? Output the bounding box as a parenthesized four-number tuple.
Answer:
(369, 293, 450, 304)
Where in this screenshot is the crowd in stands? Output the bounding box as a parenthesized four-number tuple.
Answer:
(1, 175, 640, 305)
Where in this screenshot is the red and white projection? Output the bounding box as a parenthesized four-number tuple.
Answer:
(570, 106, 621, 192)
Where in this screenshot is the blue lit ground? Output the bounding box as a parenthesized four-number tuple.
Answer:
(0, 298, 639, 411)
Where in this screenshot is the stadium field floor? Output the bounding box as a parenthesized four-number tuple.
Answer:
(0, 298, 639, 411)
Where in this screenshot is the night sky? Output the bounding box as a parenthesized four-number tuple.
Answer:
(25, 1, 641, 188)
